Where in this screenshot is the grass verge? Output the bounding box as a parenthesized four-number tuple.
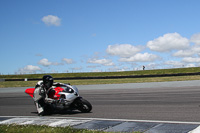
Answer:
(1, 67, 200, 79)
(0, 124, 141, 133)
(1, 75, 200, 88)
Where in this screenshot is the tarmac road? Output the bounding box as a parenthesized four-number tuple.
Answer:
(1, 80, 200, 122)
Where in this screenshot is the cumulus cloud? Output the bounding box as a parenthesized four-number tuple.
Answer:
(173, 50, 194, 57)
(146, 63, 159, 69)
(108, 66, 130, 72)
(147, 33, 189, 52)
(185, 64, 196, 67)
(164, 61, 184, 68)
(71, 67, 83, 71)
(119, 53, 159, 62)
(87, 58, 114, 66)
(42, 15, 61, 26)
(106, 44, 143, 57)
(191, 33, 200, 45)
(38, 58, 52, 67)
(18, 65, 41, 74)
(182, 57, 200, 63)
(38, 58, 62, 67)
(62, 58, 74, 64)
(91, 69, 101, 72)
(173, 45, 200, 57)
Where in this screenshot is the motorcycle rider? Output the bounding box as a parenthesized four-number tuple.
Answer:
(34, 75, 66, 116)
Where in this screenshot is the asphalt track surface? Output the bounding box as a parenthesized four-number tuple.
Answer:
(1, 80, 200, 123)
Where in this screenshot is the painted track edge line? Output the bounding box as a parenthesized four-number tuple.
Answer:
(1, 116, 200, 125)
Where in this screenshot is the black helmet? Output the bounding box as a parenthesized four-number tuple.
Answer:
(42, 75, 54, 89)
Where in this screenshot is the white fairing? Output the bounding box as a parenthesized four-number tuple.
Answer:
(59, 92, 76, 101)
(58, 85, 79, 105)
(71, 85, 79, 93)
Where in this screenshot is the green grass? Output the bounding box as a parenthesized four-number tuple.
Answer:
(1, 67, 200, 88)
(0, 124, 141, 133)
(1, 67, 200, 79)
(1, 75, 200, 88)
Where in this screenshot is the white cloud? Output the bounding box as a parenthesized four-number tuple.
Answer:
(191, 33, 200, 45)
(18, 65, 41, 74)
(193, 46, 200, 53)
(42, 15, 61, 26)
(38, 58, 52, 67)
(173, 50, 194, 57)
(87, 65, 100, 68)
(71, 67, 82, 71)
(38, 58, 62, 67)
(164, 60, 184, 68)
(62, 58, 74, 64)
(146, 63, 160, 70)
(147, 33, 189, 52)
(106, 44, 143, 57)
(87, 58, 114, 66)
(182, 57, 200, 63)
(92, 69, 101, 72)
(119, 53, 159, 62)
(185, 64, 196, 67)
(108, 66, 130, 72)
(173, 45, 200, 57)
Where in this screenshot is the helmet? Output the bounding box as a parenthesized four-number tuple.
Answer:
(42, 75, 54, 89)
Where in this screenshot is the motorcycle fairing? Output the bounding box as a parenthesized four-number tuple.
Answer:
(25, 87, 65, 100)
(25, 88, 35, 98)
(48, 87, 64, 100)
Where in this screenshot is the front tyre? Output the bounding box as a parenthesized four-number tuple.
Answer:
(75, 98, 92, 113)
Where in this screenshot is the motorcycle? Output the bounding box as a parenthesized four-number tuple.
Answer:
(25, 84, 92, 115)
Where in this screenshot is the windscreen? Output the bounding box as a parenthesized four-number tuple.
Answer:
(62, 86, 74, 93)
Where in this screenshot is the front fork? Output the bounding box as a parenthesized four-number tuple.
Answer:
(71, 97, 83, 108)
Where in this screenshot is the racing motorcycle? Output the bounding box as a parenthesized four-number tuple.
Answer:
(25, 84, 92, 115)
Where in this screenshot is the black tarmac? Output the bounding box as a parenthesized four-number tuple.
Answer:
(1, 80, 200, 132)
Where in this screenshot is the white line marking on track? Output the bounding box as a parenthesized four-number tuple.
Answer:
(49, 119, 91, 127)
(189, 126, 200, 133)
(1, 116, 200, 125)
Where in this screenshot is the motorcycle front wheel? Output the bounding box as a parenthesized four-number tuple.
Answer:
(75, 98, 92, 113)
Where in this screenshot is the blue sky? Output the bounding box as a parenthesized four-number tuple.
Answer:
(1, 0, 200, 74)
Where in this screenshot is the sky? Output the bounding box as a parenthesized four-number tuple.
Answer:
(1, 0, 200, 74)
